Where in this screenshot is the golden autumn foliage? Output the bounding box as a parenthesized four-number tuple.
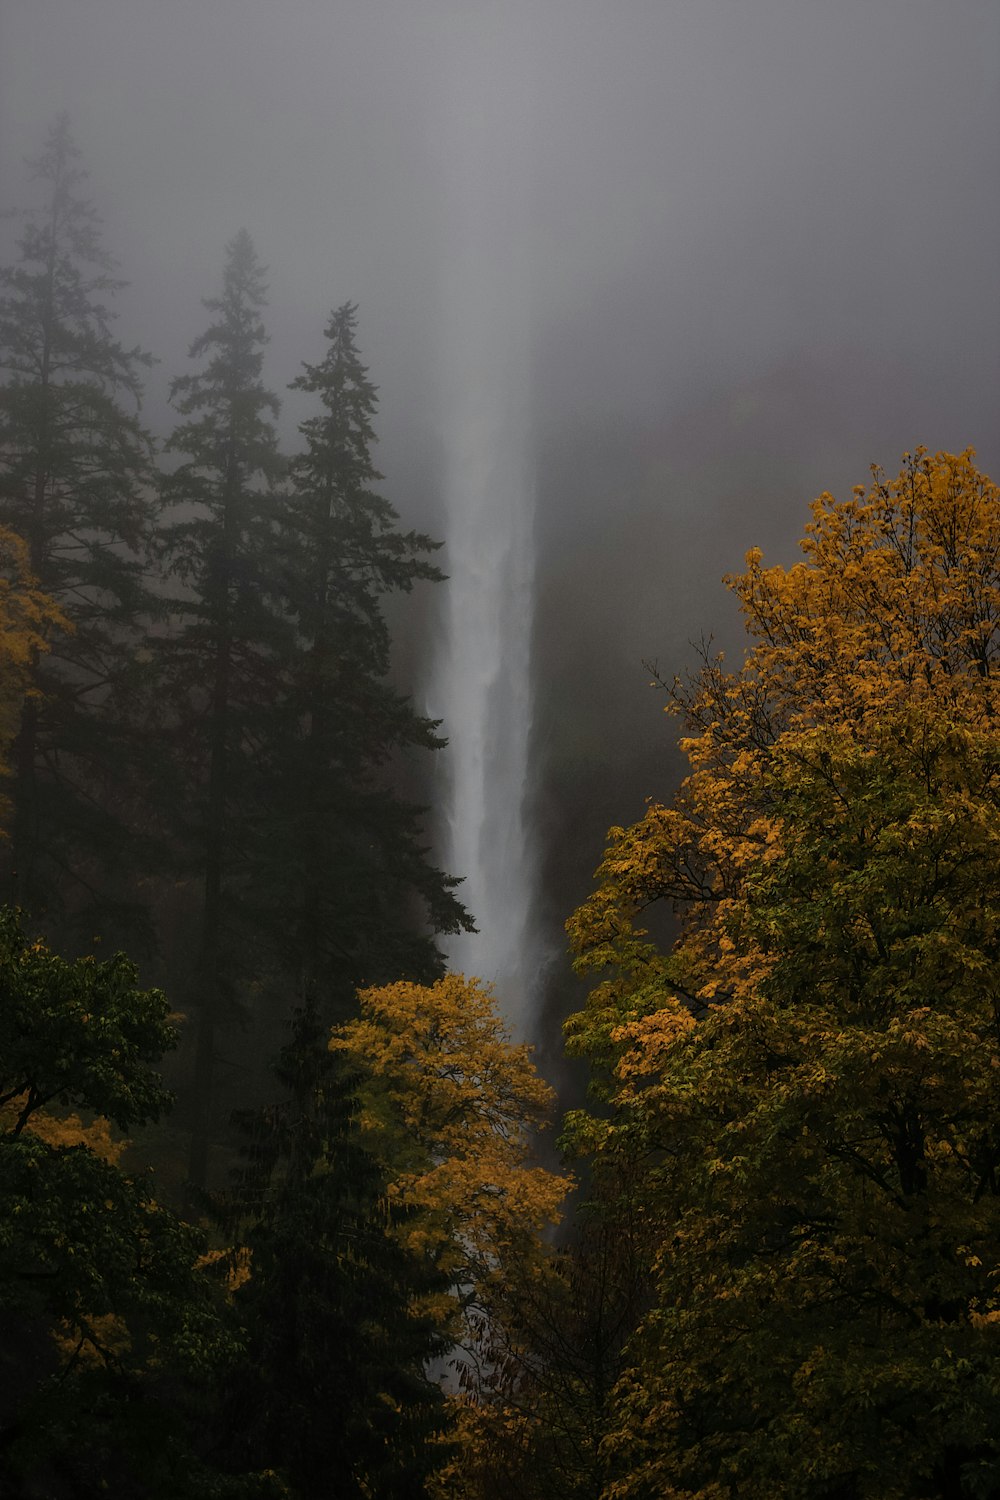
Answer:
(332, 973, 571, 1488)
(567, 452, 1000, 1499)
(2, 1101, 126, 1162)
(0, 525, 65, 825)
(332, 973, 569, 1301)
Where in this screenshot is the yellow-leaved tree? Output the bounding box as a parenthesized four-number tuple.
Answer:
(333, 972, 568, 1312)
(567, 451, 1000, 1499)
(0, 526, 64, 835)
(331, 973, 570, 1488)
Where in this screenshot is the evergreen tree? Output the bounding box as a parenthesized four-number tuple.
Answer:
(219, 1005, 451, 1498)
(0, 116, 155, 937)
(155, 229, 286, 1194)
(261, 302, 469, 1012)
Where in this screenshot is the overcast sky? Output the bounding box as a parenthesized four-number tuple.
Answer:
(3, 0, 998, 1041)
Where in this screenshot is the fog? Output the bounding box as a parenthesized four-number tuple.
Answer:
(3, 0, 998, 1049)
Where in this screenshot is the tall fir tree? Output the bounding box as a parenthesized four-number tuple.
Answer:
(0, 116, 155, 938)
(155, 229, 287, 1194)
(218, 1004, 452, 1498)
(261, 301, 469, 1012)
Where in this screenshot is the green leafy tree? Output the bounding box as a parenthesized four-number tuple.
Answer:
(260, 302, 469, 1012)
(156, 229, 287, 1193)
(0, 116, 156, 936)
(567, 451, 1000, 1500)
(0, 908, 237, 1498)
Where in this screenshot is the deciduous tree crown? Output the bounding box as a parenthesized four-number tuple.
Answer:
(567, 451, 1000, 1500)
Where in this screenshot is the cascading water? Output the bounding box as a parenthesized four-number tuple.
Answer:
(430, 20, 544, 1035)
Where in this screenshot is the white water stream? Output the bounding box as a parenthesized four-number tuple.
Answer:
(430, 23, 544, 1035)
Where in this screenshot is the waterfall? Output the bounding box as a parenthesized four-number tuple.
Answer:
(430, 20, 543, 1035)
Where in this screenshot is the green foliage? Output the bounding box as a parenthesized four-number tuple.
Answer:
(0, 909, 237, 1498)
(0, 907, 175, 1132)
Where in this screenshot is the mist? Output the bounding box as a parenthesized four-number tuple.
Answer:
(3, 0, 997, 1048)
